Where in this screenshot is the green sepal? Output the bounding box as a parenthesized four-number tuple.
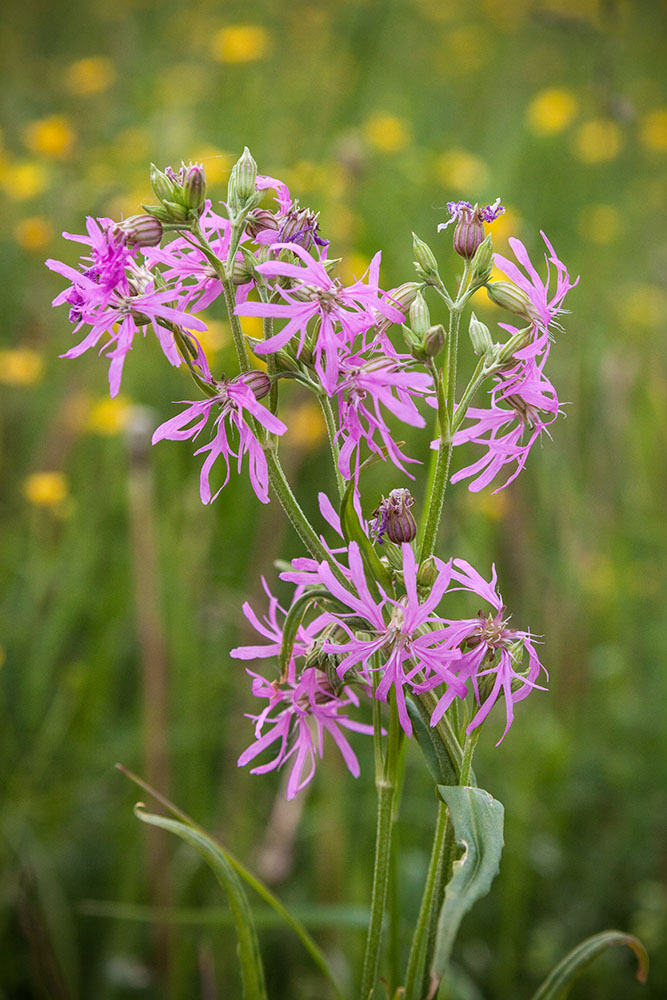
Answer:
(134, 806, 267, 1000)
(339, 479, 394, 595)
(530, 929, 649, 999)
(278, 588, 332, 678)
(431, 786, 505, 984)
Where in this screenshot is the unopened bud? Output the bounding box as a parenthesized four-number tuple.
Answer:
(230, 255, 255, 285)
(238, 370, 271, 401)
(244, 208, 279, 240)
(423, 323, 446, 358)
(372, 489, 417, 545)
(412, 233, 440, 283)
(470, 234, 494, 285)
(485, 280, 532, 320)
(150, 163, 177, 203)
(468, 313, 493, 355)
(387, 281, 422, 315)
(417, 556, 438, 589)
(113, 214, 163, 248)
(228, 147, 258, 215)
(161, 200, 190, 223)
(454, 204, 485, 259)
(182, 163, 206, 214)
(409, 291, 431, 337)
(273, 348, 302, 373)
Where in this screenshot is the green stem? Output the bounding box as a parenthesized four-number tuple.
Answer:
(319, 395, 345, 500)
(403, 801, 449, 1000)
(360, 694, 402, 1000)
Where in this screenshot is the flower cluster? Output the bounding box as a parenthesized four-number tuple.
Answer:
(232, 504, 546, 796)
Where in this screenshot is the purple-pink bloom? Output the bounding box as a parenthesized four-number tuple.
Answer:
(152, 373, 286, 504)
(237, 663, 373, 799)
(493, 232, 578, 339)
(415, 559, 547, 743)
(235, 244, 404, 394)
(334, 351, 434, 482)
(46, 217, 206, 396)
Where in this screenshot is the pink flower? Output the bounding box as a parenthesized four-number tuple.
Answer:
(415, 560, 548, 743)
(152, 374, 286, 504)
(334, 350, 434, 482)
(494, 232, 578, 341)
(237, 664, 373, 799)
(235, 244, 404, 394)
(47, 218, 206, 396)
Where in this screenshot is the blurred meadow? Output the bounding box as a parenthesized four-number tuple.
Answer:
(1, 0, 666, 996)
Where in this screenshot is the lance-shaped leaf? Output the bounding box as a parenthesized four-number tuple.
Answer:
(278, 589, 331, 679)
(134, 806, 267, 1000)
(339, 479, 394, 595)
(530, 929, 649, 999)
(431, 786, 504, 986)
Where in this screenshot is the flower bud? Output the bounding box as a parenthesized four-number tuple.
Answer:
(387, 281, 422, 315)
(372, 488, 417, 545)
(113, 214, 163, 248)
(228, 146, 258, 215)
(230, 255, 255, 285)
(238, 370, 271, 401)
(244, 208, 279, 240)
(423, 323, 446, 358)
(470, 233, 494, 285)
(409, 291, 431, 337)
(485, 280, 532, 319)
(273, 348, 302, 373)
(454, 204, 485, 259)
(412, 233, 440, 283)
(417, 556, 438, 590)
(468, 312, 493, 355)
(150, 163, 177, 203)
(182, 163, 206, 214)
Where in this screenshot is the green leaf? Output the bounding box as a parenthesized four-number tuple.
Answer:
(134, 806, 267, 1000)
(406, 698, 457, 786)
(339, 480, 394, 594)
(279, 588, 331, 678)
(431, 786, 504, 984)
(530, 929, 649, 999)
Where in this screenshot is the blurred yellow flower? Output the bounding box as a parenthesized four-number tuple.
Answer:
(88, 396, 133, 436)
(239, 315, 264, 343)
(14, 216, 53, 250)
(340, 252, 370, 285)
(443, 25, 490, 73)
(616, 284, 667, 330)
(192, 148, 234, 184)
(526, 88, 578, 135)
(577, 204, 620, 244)
(437, 150, 489, 191)
(212, 25, 270, 63)
(465, 487, 509, 521)
(573, 119, 623, 163)
(286, 160, 326, 192)
(65, 56, 116, 95)
(0, 646, 5, 670)
(24, 472, 69, 508)
(2, 161, 49, 200)
(191, 320, 228, 358)
(640, 109, 667, 152)
(23, 116, 75, 158)
(0, 348, 45, 386)
(364, 113, 411, 153)
(286, 400, 326, 450)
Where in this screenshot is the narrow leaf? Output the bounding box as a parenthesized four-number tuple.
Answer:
(340, 480, 394, 594)
(134, 806, 267, 1000)
(431, 786, 504, 984)
(279, 588, 331, 678)
(530, 929, 649, 999)
(406, 698, 456, 786)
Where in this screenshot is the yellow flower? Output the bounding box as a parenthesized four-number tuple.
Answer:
(212, 25, 270, 63)
(24, 472, 69, 508)
(191, 147, 234, 184)
(87, 396, 133, 436)
(573, 119, 623, 163)
(285, 400, 326, 450)
(436, 150, 489, 191)
(2, 161, 49, 200)
(0, 348, 45, 385)
(65, 57, 116, 95)
(239, 315, 264, 343)
(23, 116, 75, 158)
(14, 216, 53, 250)
(339, 252, 370, 285)
(577, 204, 620, 244)
(640, 109, 667, 152)
(364, 113, 411, 153)
(616, 284, 667, 331)
(191, 320, 228, 358)
(526, 88, 578, 135)
(465, 488, 509, 521)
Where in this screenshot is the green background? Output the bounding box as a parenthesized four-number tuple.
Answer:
(1, 0, 665, 997)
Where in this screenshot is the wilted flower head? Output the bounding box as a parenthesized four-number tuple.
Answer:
(371, 488, 417, 544)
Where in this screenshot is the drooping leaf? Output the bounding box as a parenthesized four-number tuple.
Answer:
(134, 806, 267, 1000)
(530, 929, 649, 999)
(406, 698, 457, 786)
(278, 588, 331, 678)
(431, 786, 504, 985)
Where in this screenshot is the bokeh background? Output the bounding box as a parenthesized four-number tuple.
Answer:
(1, 0, 666, 997)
